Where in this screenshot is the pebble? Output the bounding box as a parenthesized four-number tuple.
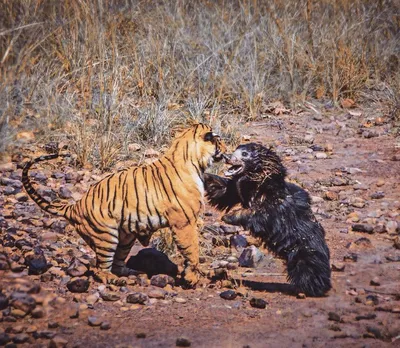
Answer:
(100, 291, 120, 302)
(31, 307, 45, 318)
(296, 293, 306, 299)
(86, 293, 100, 305)
(48, 336, 69, 348)
(249, 298, 267, 309)
(66, 278, 90, 293)
(238, 246, 264, 268)
(174, 297, 187, 304)
(48, 321, 59, 329)
(12, 333, 30, 344)
(100, 321, 111, 330)
(126, 292, 149, 304)
(393, 236, 400, 250)
(370, 191, 385, 199)
(25, 248, 48, 275)
(220, 225, 241, 234)
(136, 332, 146, 338)
(324, 191, 339, 201)
(230, 235, 248, 250)
(150, 274, 175, 288)
(148, 288, 166, 299)
(220, 290, 237, 300)
(0, 293, 9, 310)
(373, 224, 386, 234)
(88, 316, 103, 327)
(331, 263, 345, 272)
(370, 277, 380, 286)
(365, 326, 383, 339)
(176, 337, 191, 347)
(328, 312, 341, 322)
(10, 292, 36, 314)
(0, 333, 11, 346)
(386, 221, 399, 234)
(352, 223, 374, 234)
(59, 186, 72, 199)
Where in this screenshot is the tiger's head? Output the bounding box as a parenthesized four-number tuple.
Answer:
(169, 124, 227, 171)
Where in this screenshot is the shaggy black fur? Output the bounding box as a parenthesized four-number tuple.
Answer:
(205, 143, 331, 297)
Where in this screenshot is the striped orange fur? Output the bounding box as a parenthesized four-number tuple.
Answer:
(22, 124, 226, 285)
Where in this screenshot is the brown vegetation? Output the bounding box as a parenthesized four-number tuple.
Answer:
(1, 0, 399, 167)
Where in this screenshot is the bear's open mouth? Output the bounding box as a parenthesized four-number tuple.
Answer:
(224, 164, 244, 177)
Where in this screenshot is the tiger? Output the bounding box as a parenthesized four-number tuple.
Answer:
(22, 124, 227, 285)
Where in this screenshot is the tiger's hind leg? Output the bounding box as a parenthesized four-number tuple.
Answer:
(170, 221, 200, 287)
(111, 233, 137, 277)
(76, 225, 120, 284)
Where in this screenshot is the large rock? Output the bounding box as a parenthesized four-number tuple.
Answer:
(238, 246, 264, 268)
(25, 247, 48, 275)
(126, 248, 178, 278)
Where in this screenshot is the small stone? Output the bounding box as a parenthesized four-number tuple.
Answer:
(176, 337, 191, 347)
(31, 307, 45, 319)
(296, 293, 306, 299)
(86, 293, 100, 305)
(370, 191, 385, 199)
(249, 298, 267, 308)
(100, 321, 111, 330)
(12, 333, 30, 344)
(100, 291, 120, 302)
(0, 333, 11, 346)
(373, 224, 386, 234)
(48, 321, 59, 329)
(136, 332, 146, 338)
(370, 277, 380, 286)
(48, 336, 68, 348)
(126, 292, 148, 304)
(25, 248, 48, 275)
(238, 246, 264, 268)
(150, 274, 175, 288)
(366, 294, 379, 306)
(174, 297, 187, 304)
(315, 152, 328, 159)
(220, 290, 237, 300)
(88, 316, 103, 327)
(10, 292, 36, 314)
(365, 326, 383, 339)
(352, 224, 374, 234)
(230, 235, 248, 250)
(356, 313, 377, 321)
(66, 278, 90, 293)
(328, 312, 341, 322)
(0, 293, 9, 310)
(33, 331, 56, 339)
(324, 191, 339, 201)
(220, 225, 241, 234)
(148, 288, 166, 299)
(391, 154, 400, 161)
(386, 221, 399, 234)
(59, 186, 72, 199)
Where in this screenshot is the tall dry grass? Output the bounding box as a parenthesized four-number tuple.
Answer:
(1, 0, 399, 167)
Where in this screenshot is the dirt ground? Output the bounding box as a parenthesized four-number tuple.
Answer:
(1, 105, 400, 348)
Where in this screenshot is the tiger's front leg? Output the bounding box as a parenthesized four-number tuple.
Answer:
(170, 222, 200, 287)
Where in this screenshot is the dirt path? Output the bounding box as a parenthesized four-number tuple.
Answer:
(1, 107, 399, 348)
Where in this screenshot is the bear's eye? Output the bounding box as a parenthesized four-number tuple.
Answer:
(241, 151, 249, 157)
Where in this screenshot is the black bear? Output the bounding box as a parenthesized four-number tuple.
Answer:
(205, 143, 331, 297)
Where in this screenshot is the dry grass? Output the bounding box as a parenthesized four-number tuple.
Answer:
(1, 0, 399, 165)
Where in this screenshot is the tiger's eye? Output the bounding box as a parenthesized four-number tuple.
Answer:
(242, 151, 249, 157)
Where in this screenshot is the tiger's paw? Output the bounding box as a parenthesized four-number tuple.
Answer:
(93, 269, 118, 284)
(182, 266, 200, 288)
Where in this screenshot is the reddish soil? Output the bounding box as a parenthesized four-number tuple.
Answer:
(1, 107, 400, 348)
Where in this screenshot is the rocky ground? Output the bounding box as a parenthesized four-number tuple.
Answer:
(1, 104, 400, 348)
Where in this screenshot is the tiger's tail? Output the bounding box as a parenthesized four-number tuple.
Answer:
(22, 153, 72, 217)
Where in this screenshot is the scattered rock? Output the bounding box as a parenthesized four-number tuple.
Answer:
(126, 292, 148, 305)
(328, 312, 341, 322)
(66, 278, 90, 293)
(10, 292, 36, 315)
(150, 274, 175, 288)
(331, 263, 345, 272)
(0, 333, 11, 346)
(48, 336, 69, 348)
(148, 288, 166, 299)
(230, 235, 248, 250)
(352, 224, 374, 234)
(324, 191, 339, 201)
(370, 191, 385, 199)
(48, 321, 59, 329)
(393, 236, 400, 250)
(315, 152, 328, 159)
(31, 307, 45, 319)
(296, 293, 306, 299)
(220, 290, 237, 300)
(100, 291, 120, 302)
(238, 246, 264, 268)
(136, 332, 146, 338)
(25, 248, 48, 275)
(386, 221, 399, 234)
(100, 321, 111, 330)
(88, 316, 103, 327)
(220, 225, 241, 234)
(370, 277, 380, 286)
(58, 186, 72, 199)
(249, 298, 267, 309)
(174, 297, 187, 304)
(85, 293, 100, 305)
(128, 143, 141, 152)
(365, 326, 383, 339)
(0, 292, 9, 310)
(176, 337, 191, 347)
(373, 224, 386, 234)
(356, 313, 377, 321)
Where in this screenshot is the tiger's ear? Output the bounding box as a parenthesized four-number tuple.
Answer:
(204, 132, 219, 142)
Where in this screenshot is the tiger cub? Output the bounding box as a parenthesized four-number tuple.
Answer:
(22, 124, 226, 285)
